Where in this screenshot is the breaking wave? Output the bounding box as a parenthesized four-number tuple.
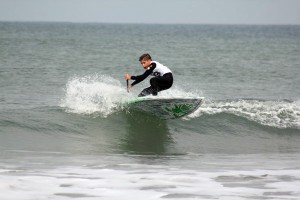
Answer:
(188, 99, 300, 129)
(60, 74, 299, 129)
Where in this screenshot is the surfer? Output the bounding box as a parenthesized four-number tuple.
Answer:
(124, 53, 173, 97)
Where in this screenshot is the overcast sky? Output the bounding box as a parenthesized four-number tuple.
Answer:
(0, 0, 300, 25)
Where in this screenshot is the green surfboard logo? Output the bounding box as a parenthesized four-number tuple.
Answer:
(165, 103, 193, 117)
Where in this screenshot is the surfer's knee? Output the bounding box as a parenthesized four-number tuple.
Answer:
(150, 78, 157, 86)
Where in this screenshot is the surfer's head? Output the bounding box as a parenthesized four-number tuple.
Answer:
(139, 53, 152, 69)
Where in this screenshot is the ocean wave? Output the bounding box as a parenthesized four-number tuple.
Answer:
(60, 74, 300, 129)
(188, 99, 300, 129)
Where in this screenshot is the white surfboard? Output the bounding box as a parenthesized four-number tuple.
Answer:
(126, 97, 203, 119)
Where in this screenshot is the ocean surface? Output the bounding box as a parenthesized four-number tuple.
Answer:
(1, 22, 300, 199)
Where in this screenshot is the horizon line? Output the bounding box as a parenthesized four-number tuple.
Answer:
(1, 20, 300, 26)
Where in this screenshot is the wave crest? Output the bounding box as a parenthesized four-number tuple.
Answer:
(189, 99, 300, 129)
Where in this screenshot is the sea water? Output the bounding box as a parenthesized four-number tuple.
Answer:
(0, 22, 300, 199)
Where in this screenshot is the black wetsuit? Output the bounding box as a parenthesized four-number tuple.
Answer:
(131, 61, 173, 97)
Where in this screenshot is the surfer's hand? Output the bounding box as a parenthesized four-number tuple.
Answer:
(124, 73, 131, 80)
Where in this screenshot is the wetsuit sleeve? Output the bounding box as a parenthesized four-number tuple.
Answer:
(131, 63, 156, 86)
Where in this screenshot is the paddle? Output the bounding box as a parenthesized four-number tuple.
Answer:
(126, 79, 129, 93)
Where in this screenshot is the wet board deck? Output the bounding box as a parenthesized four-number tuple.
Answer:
(127, 97, 203, 119)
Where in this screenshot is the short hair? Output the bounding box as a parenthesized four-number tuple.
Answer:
(139, 53, 152, 61)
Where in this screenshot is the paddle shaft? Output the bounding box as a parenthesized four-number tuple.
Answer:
(126, 79, 129, 93)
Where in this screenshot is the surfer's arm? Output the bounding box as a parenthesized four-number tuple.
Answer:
(131, 64, 156, 86)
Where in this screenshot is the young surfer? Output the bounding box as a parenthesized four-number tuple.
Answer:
(124, 53, 173, 97)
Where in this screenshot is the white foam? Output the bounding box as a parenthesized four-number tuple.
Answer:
(188, 99, 300, 129)
(1, 158, 300, 200)
(60, 74, 132, 117)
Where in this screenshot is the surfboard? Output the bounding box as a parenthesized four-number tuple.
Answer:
(126, 97, 203, 119)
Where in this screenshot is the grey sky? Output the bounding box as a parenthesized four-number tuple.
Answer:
(0, 0, 300, 25)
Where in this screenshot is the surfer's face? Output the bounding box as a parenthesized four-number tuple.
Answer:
(140, 59, 151, 69)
